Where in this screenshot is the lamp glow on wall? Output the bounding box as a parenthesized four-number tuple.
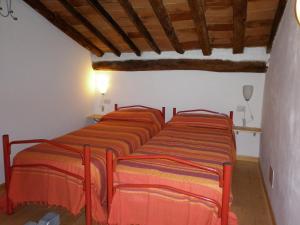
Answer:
(94, 71, 110, 112)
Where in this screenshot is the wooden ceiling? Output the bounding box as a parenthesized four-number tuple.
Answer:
(24, 0, 286, 57)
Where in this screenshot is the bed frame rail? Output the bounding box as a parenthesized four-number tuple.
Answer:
(173, 107, 233, 121)
(106, 150, 233, 225)
(2, 135, 93, 225)
(114, 104, 166, 121)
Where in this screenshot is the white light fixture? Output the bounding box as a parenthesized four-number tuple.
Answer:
(296, 0, 300, 24)
(0, 0, 18, 20)
(242, 85, 254, 127)
(95, 72, 110, 112)
(95, 74, 109, 95)
(243, 85, 254, 101)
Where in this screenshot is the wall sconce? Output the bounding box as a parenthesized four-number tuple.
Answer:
(241, 85, 254, 127)
(0, 0, 18, 20)
(296, 0, 300, 24)
(95, 72, 109, 112)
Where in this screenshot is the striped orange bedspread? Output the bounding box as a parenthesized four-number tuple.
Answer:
(109, 114, 238, 225)
(9, 109, 164, 224)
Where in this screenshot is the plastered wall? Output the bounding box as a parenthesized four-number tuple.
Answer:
(260, 0, 300, 224)
(0, 1, 95, 183)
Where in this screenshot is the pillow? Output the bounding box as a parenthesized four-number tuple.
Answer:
(169, 113, 232, 130)
(101, 109, 164, 131)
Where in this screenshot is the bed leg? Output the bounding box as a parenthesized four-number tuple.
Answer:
(2, 134, 13, 215)
(106, 150, 114, 213)
(162, 107, 166, 122)
(114, 104, 118, 111)
(83, 145, 92, 225)
(221, 163, 232, 225)
(173, 108, 177, 116)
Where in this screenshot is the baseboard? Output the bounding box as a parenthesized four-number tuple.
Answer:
(237, 155, 259, 162)
(258, 163, 277, 225)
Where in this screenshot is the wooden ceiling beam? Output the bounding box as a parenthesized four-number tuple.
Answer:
(87, 0, 141, 56)
(187, 0, 211, 55)
(267, 0, 287, 53)
(118, 0, 161, 54)
(58, 0, 121, 56)
(92, 59, 267, 73)
(149, 0, 184, 54)
(23, 0, 103, 56)
(233, 0, 248, 54)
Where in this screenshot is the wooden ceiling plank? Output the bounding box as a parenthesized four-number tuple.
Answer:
(266, 0, 287, 53)
(149, 0, 184, 54)
(92, 59, 267, 73)
(118, 0, 161, 54)
(57, 0, 121, 56)
(233, 0, 248, 54)
(187, 0, 212, 55)
(23, 0, 103, 56)
(87, 0, 141, 56)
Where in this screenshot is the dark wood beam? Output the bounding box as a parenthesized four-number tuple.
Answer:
(23, 0, 103, 56)
(87, 0, 141, 56)
(58, 0, 121, 56)
(267, 0, 287, 53)
(187, 0, 211, 55)
(233, 0, 248, 53)
(149, 0, 184, 54)
(118, 0, 161, 54)
(93, 59, 267, 73)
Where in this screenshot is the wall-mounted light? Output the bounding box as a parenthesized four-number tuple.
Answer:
(0, 0, 18, 20)
(296, 0, 300, 24)
(94, 71, 110, 112)
(241, 85, 254, 127)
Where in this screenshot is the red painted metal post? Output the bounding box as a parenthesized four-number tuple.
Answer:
(2, 135, 13, 214)
(221, 163, 233, 225)
(229, 111, 233, 122)
(114, 104, 118, 111)
(162, 107, 166, 122)
(106, 150, 114, 213)
(173, 108, 177, 116)
(83, 145, 92, 225)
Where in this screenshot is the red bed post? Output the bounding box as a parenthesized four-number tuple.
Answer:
(2, 134, 13, 215)
(106, 150, 114, 212)
(221, 163, 233, 225)
(83, 145, 92, 225)
(173, 108, 177, 116)
(229, 111, 234, 122)
(114, 104, 118, 111)
(162, 107, 166, 121)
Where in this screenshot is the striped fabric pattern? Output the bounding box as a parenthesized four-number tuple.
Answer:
(9, 109, 164, 224)
(109, 114, 237, 225)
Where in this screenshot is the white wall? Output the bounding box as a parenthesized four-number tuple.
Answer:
(260, 1, 300, 225)
(93, 48, 268, 157)
(0, 1, 95, 183)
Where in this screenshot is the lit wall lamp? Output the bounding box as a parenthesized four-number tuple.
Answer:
(242, 85, 254, 127)
(296, 0, 300, 24)
(95, 72, 109, 112)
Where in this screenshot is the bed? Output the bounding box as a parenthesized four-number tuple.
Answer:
(107, 108, 237, 225)
(2, 104, 165, 225)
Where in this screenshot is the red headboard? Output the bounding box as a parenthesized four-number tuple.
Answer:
(173, 108, 233, 122)
(115, 104, 166, 121)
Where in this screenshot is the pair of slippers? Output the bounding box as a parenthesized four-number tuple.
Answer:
(24, 212, 60, 225)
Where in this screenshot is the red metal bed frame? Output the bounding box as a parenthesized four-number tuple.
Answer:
(114, 104, 166, 121)
(106, 108, 235, 225)
(2, 104, 165, 225)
